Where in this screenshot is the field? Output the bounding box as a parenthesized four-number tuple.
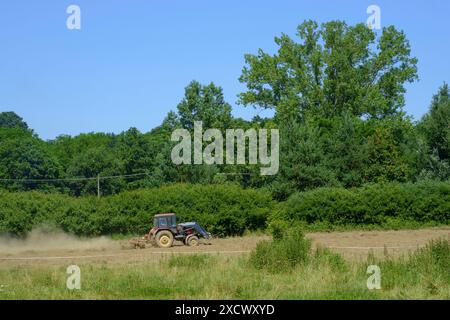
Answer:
(0, 227, 449, 299)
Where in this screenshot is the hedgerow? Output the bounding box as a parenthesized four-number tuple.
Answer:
(0, 184, 274, 237)
(0, 181, 449, 238)
(273, 181, 450, 226)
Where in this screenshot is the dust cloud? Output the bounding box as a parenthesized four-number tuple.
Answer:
(0, 227, 119, 255)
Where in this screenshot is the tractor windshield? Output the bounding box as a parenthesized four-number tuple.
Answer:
(154, 215, 176, 228)
(168, 215, 176, 226)
(159, 218, 168, 227)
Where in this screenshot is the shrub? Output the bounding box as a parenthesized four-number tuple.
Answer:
(249, 225, 311, 273)
(274, 181, 450, 226)
(311, 247, 348, 273)
(1, 181, 448, 237)
(0, 184, 275, 237)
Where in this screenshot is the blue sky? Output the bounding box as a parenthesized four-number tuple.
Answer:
(0, 0, 448, 140)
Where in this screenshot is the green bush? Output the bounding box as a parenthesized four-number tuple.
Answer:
(0, 184, 274, 237)
(274, 181, 450, 226)
(311, 247, 348, 273)
(249, 225, 311, 273)
(1, 181, 448, 238)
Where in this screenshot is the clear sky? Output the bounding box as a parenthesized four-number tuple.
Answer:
(0, 0, 448, 140)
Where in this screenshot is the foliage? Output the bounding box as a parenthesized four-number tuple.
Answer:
(239, 20, 418, 120)
(275, 181, 450, 226)
(0, 20, 447, 200)
(0, 184, 274, 237)
(0, 128, 61, 191)
(177, 80, 232, 130)
(250, 224, 311, 272)
(0, 112, 29, 130)
(416, 84, 450, 180)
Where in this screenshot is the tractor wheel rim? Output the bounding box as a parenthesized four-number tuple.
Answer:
(160, 236, 169, 245)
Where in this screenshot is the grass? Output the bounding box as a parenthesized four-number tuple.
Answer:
(235, 220, 450, 239)
(272, 219, 449, 233)
(0, 236, 448, 299)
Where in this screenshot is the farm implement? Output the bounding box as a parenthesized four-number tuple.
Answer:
(128, 213, 212, 249)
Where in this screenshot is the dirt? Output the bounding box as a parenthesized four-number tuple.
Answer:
(308, 227, 450, 260)
(0, 227, 448, 266)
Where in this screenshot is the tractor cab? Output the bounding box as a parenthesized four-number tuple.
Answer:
(153, 213, 177, 229)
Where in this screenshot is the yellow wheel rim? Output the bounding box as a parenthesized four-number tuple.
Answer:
(160, 235, 170, 245)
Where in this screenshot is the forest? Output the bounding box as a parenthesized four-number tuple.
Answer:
(0, 21, 449, 209)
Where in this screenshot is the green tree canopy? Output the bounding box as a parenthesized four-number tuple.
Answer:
(419, 83, 450, 161)
(416, 84, 450, 180)
(0, 128, 61, 191)
(239, 20, 418, 121)
(0, 111, 29, 130)
(177, 80, 232, 129)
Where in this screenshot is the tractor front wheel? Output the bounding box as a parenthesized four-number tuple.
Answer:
(156, 231, 174, 248)
(186, 235, 199, 247)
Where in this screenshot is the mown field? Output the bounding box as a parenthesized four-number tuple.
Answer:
(0, 230, 448, 300)
(0, 182, 449, 299)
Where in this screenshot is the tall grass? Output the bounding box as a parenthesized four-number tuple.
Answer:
(375, 238, 450, 298)
(0, 238, 448, 299)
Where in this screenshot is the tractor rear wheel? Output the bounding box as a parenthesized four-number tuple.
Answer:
(186, 235, 199, 247)
(156, 231, 174, 248)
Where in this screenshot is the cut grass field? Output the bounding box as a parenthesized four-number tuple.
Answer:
(0, 228, 448, 299)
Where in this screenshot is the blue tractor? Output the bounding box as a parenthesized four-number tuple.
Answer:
(148, 213, 212, 248)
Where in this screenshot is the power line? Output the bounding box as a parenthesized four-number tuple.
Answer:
(216, 172, 252, 176)
(0, 172, 150, 183)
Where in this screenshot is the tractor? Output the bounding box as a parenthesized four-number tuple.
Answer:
(129, 213, 212, 249)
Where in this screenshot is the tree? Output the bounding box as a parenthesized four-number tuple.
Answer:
(271, 118, 338, 200)
(0, 128, 61, 191)
(419, 84, 450, 162)
(117, 127, 153, 175)
(65, 146, 125, 196)
(325, 113, 367, 187)
(364, 125, 410, 183)
(416, 84, 450, 180)
(177, 81, 232, 130)
(239, 20, 418, 121)
(0, 112, 29, 130)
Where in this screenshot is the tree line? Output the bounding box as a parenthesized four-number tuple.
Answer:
(1, 20, 449, 200)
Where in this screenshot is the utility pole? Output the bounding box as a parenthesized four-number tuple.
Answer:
(97, 174, 100, 198)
